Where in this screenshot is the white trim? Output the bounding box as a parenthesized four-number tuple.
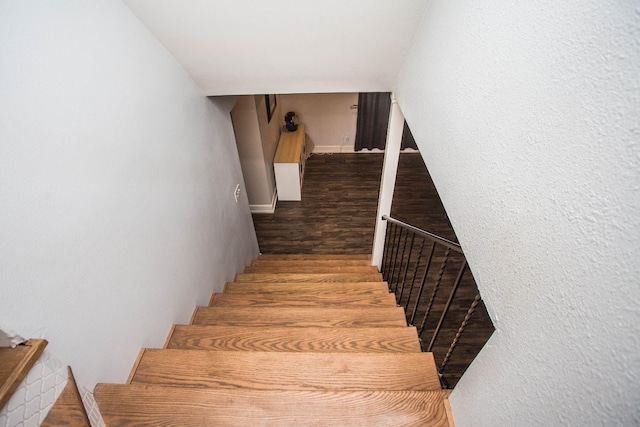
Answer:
(372, 93, 405, 268)
(311, 146, 418, 154)
(354, 148, 385, 153)
(312, 145, 354, 153)
(250, 190, 278, 214)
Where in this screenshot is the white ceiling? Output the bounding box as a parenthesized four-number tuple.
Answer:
(123, 0, 429, 95)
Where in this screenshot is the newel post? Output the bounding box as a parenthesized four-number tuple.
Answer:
(372, 93, 404, 269)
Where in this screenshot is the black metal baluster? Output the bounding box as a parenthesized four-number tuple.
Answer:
(397, 233, 416, 305)
(391, 228, 410, 297)
(418, 248, 451, 336)
(427, 260, 467, 352)
(440, 293, 482, 373)
(377, 216, 492, 388)
(382, 222, 398, 284)
(391, 228, 409, 293)
(403, 237, 425, 315)
(381, 220, 392, 279)
(410, 241, 435, 325)
(388, 226, 402, 291)
(383, 223, 396, 283)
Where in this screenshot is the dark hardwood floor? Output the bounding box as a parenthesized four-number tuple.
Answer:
(253, 153, 383, 254)
(252, 153, 456, 254)
(251, 152, 493, 387)
(391, 154, 457, 243)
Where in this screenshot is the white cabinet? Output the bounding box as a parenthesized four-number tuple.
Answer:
(273, 124, 306, 201)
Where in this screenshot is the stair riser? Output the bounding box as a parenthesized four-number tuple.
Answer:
(255, 254, 371, 261)
(191, 307, 408, 328)
(223, 281, 390, 294)
(244, 265, 379, 274)
(210, 293, 397, 307)
(235, 273, 383, 282)
(251, 260, 372, 268)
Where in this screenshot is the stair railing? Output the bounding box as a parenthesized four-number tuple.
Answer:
(381, 215, 489, 388)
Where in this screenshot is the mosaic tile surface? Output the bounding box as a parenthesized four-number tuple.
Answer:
(80, 387, 105, 427)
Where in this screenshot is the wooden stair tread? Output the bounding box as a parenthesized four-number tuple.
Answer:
(256, 254, 371, 261)
(0, 339, 47, 411)
(41, 367, 90, 426)
(95, 384, 451, 426)
(224, 281, 389, 294)
(166, 325, 422, 352)
(243, 264, 379, 274)
(191, 306, 408, 328)
(132, 350, 441, 391)
(210, 292, 397, 307)
(95, 253, 453, 425)
(235, 272, 383, 282)
(251, 259, 372, 267)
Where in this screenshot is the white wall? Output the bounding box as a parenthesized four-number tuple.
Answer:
(280, 93, 359, 153)
(396, 1, 640, 425)
(231, 96, 274, 207)
(254, 95, 282, 198)
(231, 95, 281, 211)
(0, 0, 259, 390)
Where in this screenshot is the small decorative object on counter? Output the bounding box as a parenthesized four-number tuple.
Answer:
(284, 111, 298, 132)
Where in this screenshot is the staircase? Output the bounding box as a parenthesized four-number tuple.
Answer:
(94, 254, 454, 426)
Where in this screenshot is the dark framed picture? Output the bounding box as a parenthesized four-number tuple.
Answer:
(265, 94, 277, 123)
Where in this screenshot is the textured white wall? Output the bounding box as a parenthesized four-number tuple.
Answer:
(396, 0, 640, 425)
(0, 0, 258, 390)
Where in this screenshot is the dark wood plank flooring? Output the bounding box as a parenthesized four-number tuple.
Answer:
(391, 154, 458, 242)
(253, 153, 456, 254)
(253, 154, 383, 254)
(252, 152, 493, 387)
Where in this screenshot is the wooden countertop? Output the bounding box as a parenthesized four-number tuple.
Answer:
(274, 124, 305, 164)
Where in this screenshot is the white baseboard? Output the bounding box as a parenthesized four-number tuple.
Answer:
(250, 190, 278, 214)
(311, 146, 419, 154)
(312, 145, 354, 153)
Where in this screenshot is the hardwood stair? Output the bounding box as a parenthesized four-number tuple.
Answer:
(165, 325, 423, 352)
(252, 254, 371, 261)
(235, 272, 384, 282)
(250, 258, 373, 267)
(130, 350, 441, 391)
(223, 280, 389, 294)
(243, 263, 379, 274)
(41, 367, 90, 426)
(191, 306, 408, 328)
(209, 291, 397, 307)
(95, 254, 454, 426)
(95, 385, 451, 426)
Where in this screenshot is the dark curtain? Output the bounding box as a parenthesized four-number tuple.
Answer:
(355, 92, 419, 151)
(354, 92, 391, 151)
